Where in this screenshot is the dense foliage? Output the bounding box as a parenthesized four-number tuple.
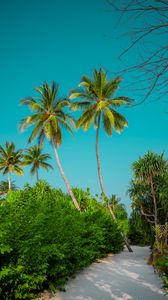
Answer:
(129, 151, 168, 290)
(128, 152, 168, 242)
(0, 182, 123, 300)
(128, 211, 152, 246)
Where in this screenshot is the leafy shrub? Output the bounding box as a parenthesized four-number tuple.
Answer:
(0, 181, 123, 299)
(152, 252, 168, 292)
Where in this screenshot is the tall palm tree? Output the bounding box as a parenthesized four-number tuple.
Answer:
(24, 145, 53, 181)
(0, 142, 24, 189)
(20, 81, 80, 211)
(70, 68, 133, 251)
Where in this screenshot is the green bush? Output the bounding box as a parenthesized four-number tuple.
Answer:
(0, 182, 123, 300)
(153, 253, 168, 292)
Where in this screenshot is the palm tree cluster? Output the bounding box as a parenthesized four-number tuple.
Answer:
(0, 143, 52, 191)
(0, 68, 133, 250)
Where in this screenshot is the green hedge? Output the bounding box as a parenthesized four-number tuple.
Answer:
(0, 182, 123, 300)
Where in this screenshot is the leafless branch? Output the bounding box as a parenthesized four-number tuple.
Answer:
(107, 0, 168, 101)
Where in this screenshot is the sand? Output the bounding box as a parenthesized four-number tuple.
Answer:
(50, 246, 167, 300)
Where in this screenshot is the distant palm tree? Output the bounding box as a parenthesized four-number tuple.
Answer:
(0, 180, 17, 197)
(0, 142, 24, 189)
(24, 145, 53, 181)
(70, 68, 133, 251)
(108, 194, 121, 213)
(20, 81, 80, 211)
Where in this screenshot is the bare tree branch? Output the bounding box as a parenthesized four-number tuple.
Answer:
(107, 0, 168, 101)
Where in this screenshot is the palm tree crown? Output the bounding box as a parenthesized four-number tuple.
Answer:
(24, 145, 53, 181)
(20, 81, 75, 145)
(70, 68, 132, 134)
(0, 142, 24, 189)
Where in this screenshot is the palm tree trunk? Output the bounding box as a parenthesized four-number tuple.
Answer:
(36, 168, 39, 182)
(96, 115, 106, 196)
(96, 115, 133, 252)
(52, 139, 80, 211)
(8, 171, 11, 190)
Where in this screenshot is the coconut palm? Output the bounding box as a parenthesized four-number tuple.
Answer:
(70, 68, 133, 251)
(20, 81, 80, 211)
(108, 194, 124, 214)
(24, 145, 53, 181)
(70, 68, 131, 195)
(0, 142, 24, 189)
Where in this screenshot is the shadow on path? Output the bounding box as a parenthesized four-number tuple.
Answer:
(52, 246, 167, 300)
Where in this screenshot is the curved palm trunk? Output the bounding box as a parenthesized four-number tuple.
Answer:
(52, 139, 80, 211)
(8, 171, 11, 190)
(96, 115, 133, 252)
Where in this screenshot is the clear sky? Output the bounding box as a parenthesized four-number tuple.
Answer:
(0, 0, 168, 212)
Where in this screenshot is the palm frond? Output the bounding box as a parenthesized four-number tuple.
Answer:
(39, 161, 53, 170)
(20, 97, 44, 112)
(28, 121, 44, 143)
(76, 105, 97, 128)
(102, 112, 113, 136)
(103, 76, 122, 98)
(107, 97, 133, 107)
(70, 101, 91, 111)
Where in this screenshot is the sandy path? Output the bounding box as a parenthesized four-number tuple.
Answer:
(51, 246, 167, 300)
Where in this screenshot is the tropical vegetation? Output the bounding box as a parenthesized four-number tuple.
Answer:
(0, 181, 124, 300)
(128, 151, 168, 292)
(0, 71, 167, 298)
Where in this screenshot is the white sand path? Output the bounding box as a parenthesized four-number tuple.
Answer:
(52, 246, 167, 300)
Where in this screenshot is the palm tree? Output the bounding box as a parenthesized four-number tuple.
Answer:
(0, 142, 24, 189)
(108, 194, 124, 214)
(70, 68, 133, 251)
(20, 81, 80, 211)
(24, 145, 53, 181)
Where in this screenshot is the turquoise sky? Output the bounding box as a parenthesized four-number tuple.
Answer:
(0, 0, 168, 211)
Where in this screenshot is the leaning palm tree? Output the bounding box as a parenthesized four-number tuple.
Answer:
(0, 142, 24, 189)
(24, 145, 53, 181)
(20, 81, 80, 211)
(70, 68, 133, 251)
